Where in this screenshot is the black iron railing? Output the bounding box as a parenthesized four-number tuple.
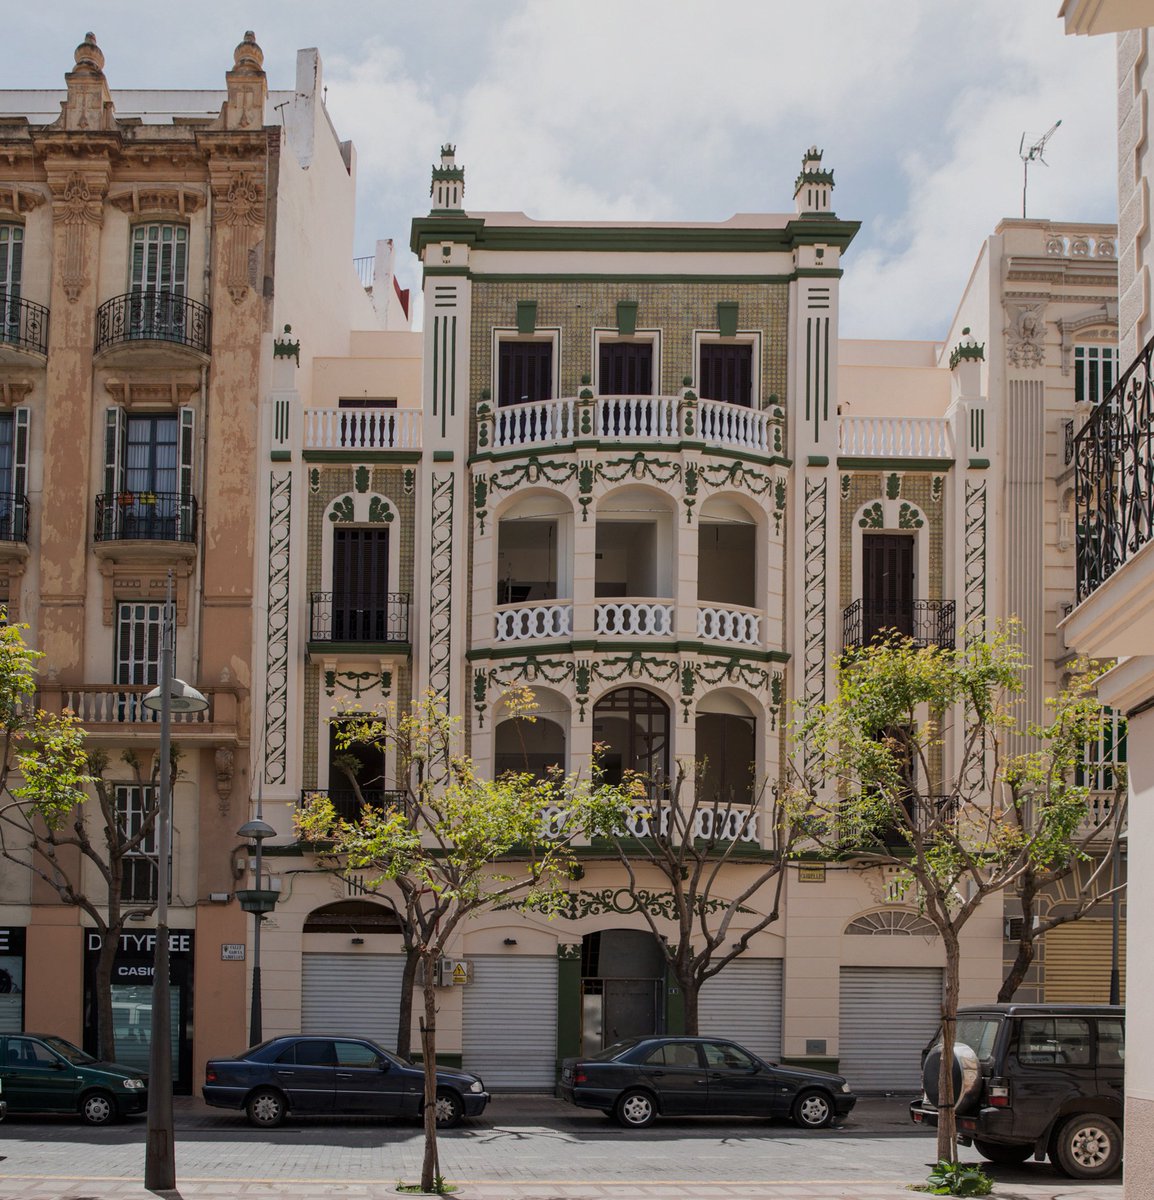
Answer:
(1064, 418, 1075, 466)
(0, 294, 49, 356)
(94, 491, 197, 543)
(309, 591, 410, 643)
(0, 492, 29, 543)
(1075, 333, 1154, 599)
(842, 598, 956, 650)
(94, 291, 211, 356)
(299, 788, 407, 823)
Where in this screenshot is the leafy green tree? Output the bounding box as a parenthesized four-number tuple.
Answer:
(0, 622, 139, 1060)
(792, 627, 1109, 1164)
(299, 689, 635, 1195)
(611, 764, 799, 1035)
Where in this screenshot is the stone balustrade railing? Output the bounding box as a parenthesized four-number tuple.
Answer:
(839, 415, 953, 458)
(594, 600, 674, 636)
(538, 802, 759, 843)
(304, 407, 422, 451)
(495, 602, 573, 642)
(697, 603, 761, 646)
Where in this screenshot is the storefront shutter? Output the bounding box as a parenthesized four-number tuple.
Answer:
(698, 958, 783, 1061)
(1044, 920, 1126, 1004)
(462, 955, 557, 1090)
(301, 952, 406, 1049)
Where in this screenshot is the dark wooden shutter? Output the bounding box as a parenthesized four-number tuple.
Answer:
(861, 534, 914, 640)
(699, 344, 752, 407)
(332, 528, 390, 640)
(498, 342, 553, 407)
(600, 343, 653, 395)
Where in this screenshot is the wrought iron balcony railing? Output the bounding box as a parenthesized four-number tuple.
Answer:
(309, 592, 411, 644)
(1075, 333, 1154, 599)
(299, 787, 408, 824)
(0, 492, 29, 543)
(0, 294, 49, 357)
(842, 598, 956, 650)
(94, 291, 211, 356)
(94, 492, 197, 544)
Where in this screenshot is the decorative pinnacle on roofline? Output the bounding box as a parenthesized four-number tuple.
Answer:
(430, 144, 465, 212)
(949, 326, 986, 370)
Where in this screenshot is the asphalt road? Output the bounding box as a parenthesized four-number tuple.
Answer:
(0, 1094, 1124, 1198)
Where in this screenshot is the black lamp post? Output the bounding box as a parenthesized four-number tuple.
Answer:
(141, 579, 208, 1191)
(236, 817, 277, 1046)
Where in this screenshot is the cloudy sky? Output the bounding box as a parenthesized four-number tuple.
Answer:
(5, 1, 1117, 340)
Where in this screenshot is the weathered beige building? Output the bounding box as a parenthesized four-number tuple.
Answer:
(0, 31, 388, 1091)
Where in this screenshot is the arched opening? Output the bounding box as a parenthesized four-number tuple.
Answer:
(494, 716, 566, 780)
(697, 496, 757, 608)
(695, 692, 757, 806)
(303, 900, 404, 936)
(592, 687, 670, 793)
(581, 929, 665, 1051)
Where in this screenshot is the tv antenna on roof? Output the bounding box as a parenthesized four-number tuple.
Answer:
(1020, 119, 1062, 219)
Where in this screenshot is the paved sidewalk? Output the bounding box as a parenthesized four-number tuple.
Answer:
(0, 1095, 1124, 1200)
(0, 1176, 1125, 1199)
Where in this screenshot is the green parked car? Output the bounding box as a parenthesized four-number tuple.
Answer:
(0, 1033, 147, 1124)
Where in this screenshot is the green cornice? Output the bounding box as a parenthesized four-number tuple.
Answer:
(469, 272, 796, 284)
(794, 267, 844, 279)
(422, 266, 472, 277)
(411, 214, 860, 257)
(465, 641, 790, 664)
(968, 457, 990, 470)
(302, 450, 423, 463)
(270, 450, 291, 462)
(470, 443, 788, 469)
(837, 456, 955, 472)
(307, 641, 411, 657)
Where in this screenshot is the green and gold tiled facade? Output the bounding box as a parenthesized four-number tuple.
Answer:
(837, 470, 947, 609)
(302, 464, 417, 789)
(468, 279, 789, 452)
(305, 465, 417, 599)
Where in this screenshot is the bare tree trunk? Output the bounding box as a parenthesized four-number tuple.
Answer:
(419, 952, 440, 1194)
(680, 967, 699, 1036)
(396, 943, 419, 1060)
(998, 936, 1037, 1003)
(95, 928, 118, 1062)
(936, 930, 961, 1163)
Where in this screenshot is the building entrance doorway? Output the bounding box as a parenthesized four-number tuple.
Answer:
(580, 928, 665, 1052)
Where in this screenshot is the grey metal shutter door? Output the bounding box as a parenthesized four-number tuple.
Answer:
(462, 956, 557, 1091)
(301, 953, 405, 1048)
(838, 966, 942, 1093)
(698, 959, 783, 1061)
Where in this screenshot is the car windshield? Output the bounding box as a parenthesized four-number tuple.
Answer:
(590, 1039, 639, 1062)
(42, 1036, 97, 1065)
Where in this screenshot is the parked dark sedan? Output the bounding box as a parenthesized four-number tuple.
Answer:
(203, 1035, 489, 1128)
(0, 1033, 147, 1124)
(559, 1036, 856, 1129)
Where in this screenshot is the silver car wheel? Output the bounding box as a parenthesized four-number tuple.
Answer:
(1070, 1124, 1113, 1170)
(619, 1092, 654, 1126)
(81, 1091, 115, 1125)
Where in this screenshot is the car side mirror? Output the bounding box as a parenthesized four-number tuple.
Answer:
(378, 1059, 390, 1072)
(50, 1059, 66, 1070)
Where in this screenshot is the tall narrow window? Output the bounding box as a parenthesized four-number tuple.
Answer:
(599, 342, 653, 395)
(115, 601, 165, 723)
(103, 409, 193, 541)
(0, 411, 26, 541)
(497, 342, 553, 407)
(0, 224, 22, 338)
(699, 344, 753, 407)
(1074, 345, 1118, 407)
(117, 784, 161, 903)
(332, 527, 391, 641)
(129, 223, 188, 339)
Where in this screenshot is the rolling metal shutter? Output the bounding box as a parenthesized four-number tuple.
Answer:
(301, 953, 406, 1048)
(838, 966, 942, 1093)
(698, 958, 783, 1061)
(1044, 920, 1127, 1003)
(462, 956, 557, 1091)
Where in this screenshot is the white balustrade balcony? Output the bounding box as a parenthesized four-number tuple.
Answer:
(495, 602, 573, 642)
(595, 599, 674, 636)
(697, 603, 762, 647)
(698, 399, 776, 454)
(492, 399, 577, 448)
(485, 394, 783, 455)
(596, 395, 678, 440)
(304, 407, 422, 451)
(839, 415, 953, 458)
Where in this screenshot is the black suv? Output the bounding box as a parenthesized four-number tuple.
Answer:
(909, 1004, 1124, 1179)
